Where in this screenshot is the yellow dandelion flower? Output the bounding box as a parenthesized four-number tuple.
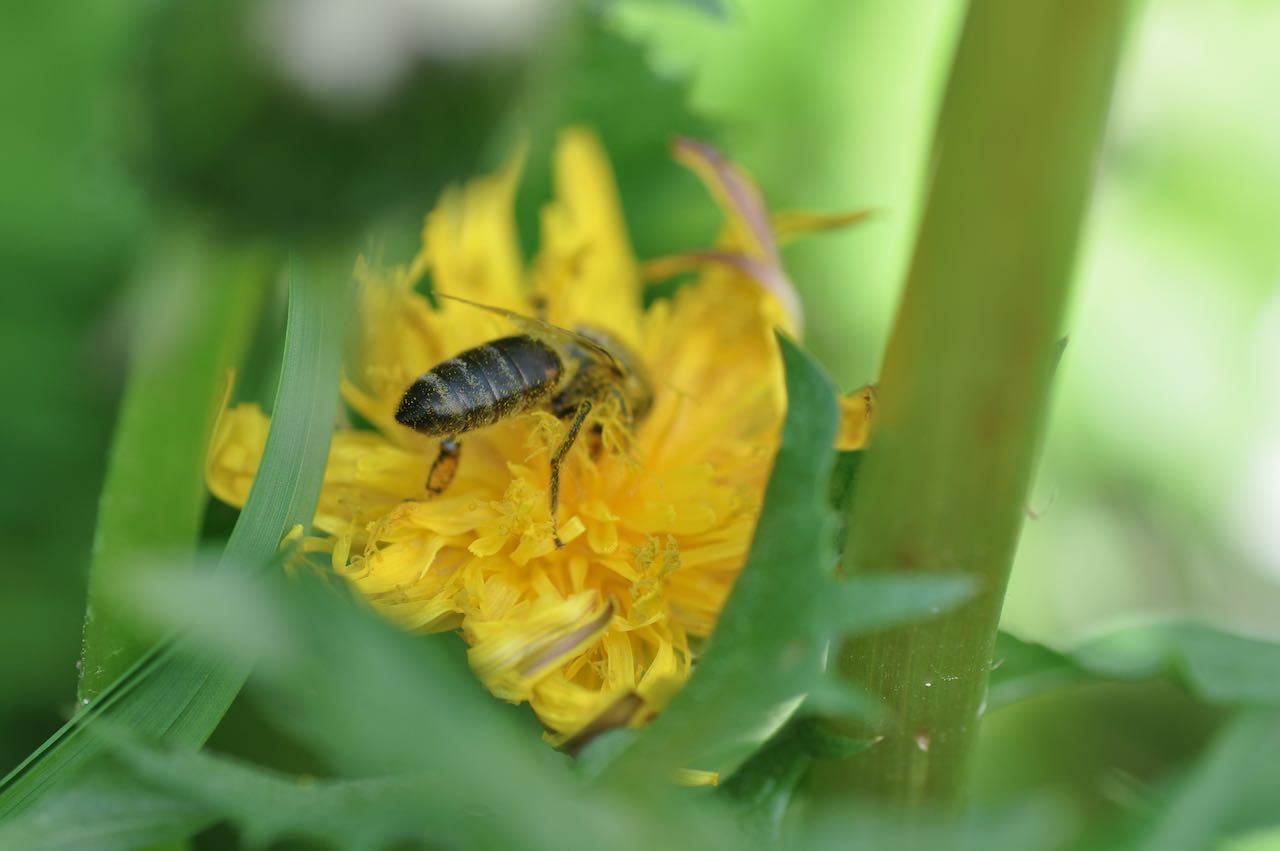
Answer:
(208, 128, 871, 746)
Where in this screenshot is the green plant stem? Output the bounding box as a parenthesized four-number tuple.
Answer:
(79, 226, 274, 702)
(815, 0, 1128, 808)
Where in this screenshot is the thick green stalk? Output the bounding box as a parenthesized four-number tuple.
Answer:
(818, 1, 1127, 806)
(79, 227, 274, 701)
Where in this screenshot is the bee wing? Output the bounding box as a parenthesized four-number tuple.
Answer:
(436, 293, 624, 370)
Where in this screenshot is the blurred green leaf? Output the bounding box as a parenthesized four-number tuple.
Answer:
(987, 632, 1091, 710)
(0, 252, 351, 818)
(711, 446, 901, 837)
(988, 622, 1280, 714)
(0, 770, 210, 851)
(79, 230, 274, 701)
(516, 18, 717, 263)
(596, 334, 838, 781)
(824, 574, 975, 635)
(598, 335, 972, 784)
(720, 718, 877, 842)
(717, 721, 818, 840)
(1073, 622, 1280, 707)
(107, 743, 459, 851)
(799, 796, 1077, 851)
(0, 742, 451, 851)
(828, 448, 866, 580)
(829, 451, 865, 539)
(0, 0, 146, 768)
(97, 563, 741, 851)
(1106, 709, 1280, 851)
(1221, 826, 1280, 851)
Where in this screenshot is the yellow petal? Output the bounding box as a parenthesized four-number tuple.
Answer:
(771, 208, 873, 243)
(836, 383, 877, 451)
(206, 402, 269, 511)
(587, 519, 619, 555)
(468, 593, 614, 702)
(534, 127, 644, 348)
(469, 534, 509, 558)
(422, 142, 527, 312)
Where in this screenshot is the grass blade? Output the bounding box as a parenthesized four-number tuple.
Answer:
(79, 229, 273, 701)
(0, 250, 353, 818)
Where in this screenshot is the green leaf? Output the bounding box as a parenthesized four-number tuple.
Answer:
(718, 721, 819, 840)
(515, 17, 717, 264)
(595, 334, 839, 782)
(719, 718, 877, 843)
(1074, 622, 1280, 707)
(596, 336, 969, 785)
(710, 444, 968, 840)
(798, 796, 1077, 851)
(987, 631, 1091, 710)
(0, 769, 210, 851)
(0, 742, 445, 851)
(1220, 826, 1280, 851)
(828, 450, 865, 564)
(111, 744, 451, 851)
(79, 228, 274, 701)
(828, 449, 864, 520)
(85, 564, 741, 851)
(825, 574, 975, 634)
(988, 623, 1280, 712)
(0, 250, 353, 819)
(1115, 709, 1280, 851)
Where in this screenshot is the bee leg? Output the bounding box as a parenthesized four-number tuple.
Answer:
(585, 424, 605, 460)
(550, 400, 592, 548)
(529, 292, 550, 321)
(426, 437, 461, 495)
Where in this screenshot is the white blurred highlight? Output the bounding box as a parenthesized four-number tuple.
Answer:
(1232, 289, 1280, 581)
(254, 0, 565, 111)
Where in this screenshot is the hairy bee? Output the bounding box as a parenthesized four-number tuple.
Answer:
(394, 295, 652, 546)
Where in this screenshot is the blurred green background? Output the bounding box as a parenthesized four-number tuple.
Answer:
(2, 0, 1277, 838)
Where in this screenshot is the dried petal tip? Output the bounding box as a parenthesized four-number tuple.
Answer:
(667, 136, 803, 336)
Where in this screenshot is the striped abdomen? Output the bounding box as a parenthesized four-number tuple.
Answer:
(395, 335, 562, 436)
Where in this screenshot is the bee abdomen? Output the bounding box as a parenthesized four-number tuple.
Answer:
(395, 335, 562, 436)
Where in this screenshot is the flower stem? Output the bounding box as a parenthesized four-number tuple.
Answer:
(816, 0, 1128, 807)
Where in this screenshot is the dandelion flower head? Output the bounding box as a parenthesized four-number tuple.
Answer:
(208, 128, 868, 745)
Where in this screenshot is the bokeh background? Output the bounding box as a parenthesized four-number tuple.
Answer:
(3, 0, 1277, 830)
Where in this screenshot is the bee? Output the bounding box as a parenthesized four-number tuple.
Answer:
(394, 295, 652, 547)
